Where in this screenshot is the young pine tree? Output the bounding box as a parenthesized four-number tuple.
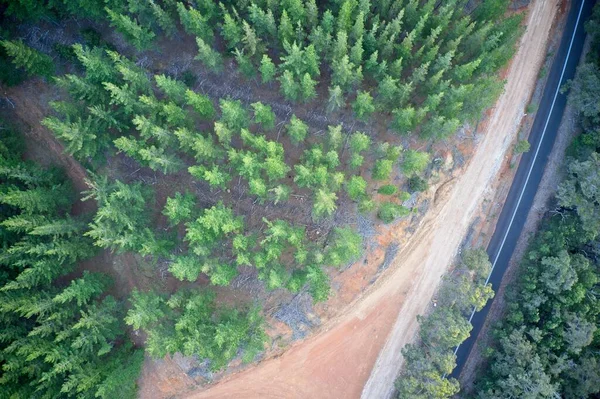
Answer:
(352, 91, 375, 121)
(1, 40, 54, 78)
(195, 37, 223, 72)
(327, 85, 345, 113)
(105, 8, 155, 51)
(163, 191, 196, 226)
(259, 54, 277, 83)
(286, 115, 308, 145)
(177, 2, 213, 41)
(252, 102, 276, 130)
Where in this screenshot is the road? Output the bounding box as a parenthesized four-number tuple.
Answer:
(452, 0, 595, 379)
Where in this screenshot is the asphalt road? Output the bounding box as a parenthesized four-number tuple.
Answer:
(451, 0, 595, 379)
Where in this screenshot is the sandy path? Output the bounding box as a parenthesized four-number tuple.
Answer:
(183, 2, 558, 398)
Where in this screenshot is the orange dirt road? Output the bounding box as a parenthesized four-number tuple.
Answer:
(184, 1, 559, 398)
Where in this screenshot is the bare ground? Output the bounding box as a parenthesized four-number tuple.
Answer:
(457, 25, 588, 396)
(140, 1, 561, 398)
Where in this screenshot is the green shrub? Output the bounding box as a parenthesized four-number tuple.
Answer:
(378, 185, 397, 195)
(408, 176, 428, 192)
(358, 198, 376, 213)
(378, 202, 410, 223)
(346, 175, 368, 201)
(514, 139, 531, 154)
(398, 191, 411, 202)
(372, 159, 394, 180)
(181, 70, 197, 88)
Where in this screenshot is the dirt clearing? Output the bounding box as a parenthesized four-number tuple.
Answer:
(158, 1, 562, 398)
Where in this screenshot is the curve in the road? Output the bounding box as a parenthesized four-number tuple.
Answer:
(452, 0, 595, 379)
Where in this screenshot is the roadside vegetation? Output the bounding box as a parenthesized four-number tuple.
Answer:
(469, 6, 600, 398)
(0, 0, 523, 395)
(394, 249, 494, 398)
(394, 4, 600, 399)
(475, 6, 600, 398)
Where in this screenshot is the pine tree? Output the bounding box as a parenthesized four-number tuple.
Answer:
(195, 37, 223, 72)
(242, 20, 260, 56)
(220, 7, 243, 50)
(372, 159, 394, 180)
(331, 55, 361, 90)
(305, 44, 321, 77)
(391, 106, 416, 135)
(0, 184, 71, 215)
(52, 272, 109, 306)
(177, 2, 213, 41)
(28, 215, 86, 237)
(185, 89, 215, 120)
(279, 70, 299, 101)
(193, 164, 232, 189)
(269, 184, 291, 204)
(0, 131, 142, 399)
(327, 85, 345, 113)
(137, 145, 184, 174)
(377, 202, 410, 223)
(248, 4, 277, 38)
(252, 102, 276, 130)
(234, 48, 256, 78)
(377, 75, 399, 108)
(352, 90, 375, 121)
(264, 156, 290, 181)
(1, 40, 54, 78)
(306, 264, 329, 301)
(105, 8, 155, 51)
(103, 82, 140, 116)
(124, 290, 166, 330)
(163, 192, 196, 226)
(149, 0, 177, 38)
(286, 115, 308, 145)
(84, 178, 151, 253)
(326, 227, 362, 266)
(350, 36, 364, 66)
(249, 177, 268, 199)
(332, 30, 348, 61)
(402, 150, 430, 175)
(219, 98, 249, 131)
(313, 189, 337, 218)
(326, 124, 343, 150)
(279, 10, 294, 45)
(169, 255, 203, 281)
(346, 175, 367, 201)
(300, 72, 317, 102)
(42, 116, 106, 160)
(155, 74, 187, 103)
(349, 131, 371, 154)
(259, 54, 277, 83)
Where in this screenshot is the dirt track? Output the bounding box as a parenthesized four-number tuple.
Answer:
(173, 1, 559, 398)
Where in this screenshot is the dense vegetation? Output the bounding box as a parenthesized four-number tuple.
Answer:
(394, 249, 494, 398)
(0, 0, 524, 395)
(0, 126, 143, 398)
(469, 7, 600, 398)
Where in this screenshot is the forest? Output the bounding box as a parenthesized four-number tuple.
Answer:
(0, 0, 522, 396)
(469, 7, 600, 398)
(392, 4, 600, 398)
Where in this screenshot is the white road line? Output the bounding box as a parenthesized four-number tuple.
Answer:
(453, 0, 587, 358)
